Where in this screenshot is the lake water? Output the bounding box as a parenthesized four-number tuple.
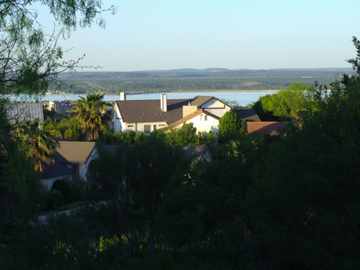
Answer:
(6, 90, 278, 106)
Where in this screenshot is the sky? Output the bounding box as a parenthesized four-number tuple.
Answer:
(36, 0, 360, 71)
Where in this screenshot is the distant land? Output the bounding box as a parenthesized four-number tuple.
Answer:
(50, 68, 354, 94)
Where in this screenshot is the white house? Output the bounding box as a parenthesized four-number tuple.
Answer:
(112, 93, 231, 133)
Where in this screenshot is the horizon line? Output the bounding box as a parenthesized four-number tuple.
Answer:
(68, 66, 353, 73)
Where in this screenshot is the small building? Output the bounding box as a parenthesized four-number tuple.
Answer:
(6, 102, 44, 123)
(56, 141, 97, 181)
(246, 121, 286, 136)
(112, 93, 231, 133)
(40, 141, 97, 190)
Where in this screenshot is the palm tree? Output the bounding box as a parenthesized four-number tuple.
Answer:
(72, 92, 110, 141)
(13, 120, 58, 173)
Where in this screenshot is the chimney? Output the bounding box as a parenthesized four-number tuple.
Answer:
(160, 93, 167, 112)
(119, 91, 126, 101)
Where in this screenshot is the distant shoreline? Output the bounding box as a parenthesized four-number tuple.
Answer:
(48, 88, 280, 95)
(4, 90, 278, 106)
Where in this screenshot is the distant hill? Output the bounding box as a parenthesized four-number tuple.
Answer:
(50, 68, 354, 94)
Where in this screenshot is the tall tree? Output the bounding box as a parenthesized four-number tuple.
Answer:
(218, 110, 244, 142)
(0, 0, 111, 94)
(253, 83, 314, 121)
(13, 120, 58, 172)
(72, 92, 109, 140)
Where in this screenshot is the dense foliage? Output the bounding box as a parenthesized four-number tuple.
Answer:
(72, 92, 110, 140)
(218, 110, 244, 142)
(253, 82, 316, 121)
(1, 2, 360, 267)
(0, 0, 108, 94)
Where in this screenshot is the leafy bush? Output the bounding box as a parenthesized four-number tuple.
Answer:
(218, 111, 244, 142)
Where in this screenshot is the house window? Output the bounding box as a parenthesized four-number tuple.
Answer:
(144, 125, 151, 133)
(153, 125, 157, 131)
(127, 124, 134, 128)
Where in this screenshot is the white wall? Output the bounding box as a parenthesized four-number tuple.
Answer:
(112, 104, 124, 132)
(181, 113, 219, 133)
(134, 122, 167, 132)
(201, 99, 226, 109)
(201, 99, 231, 118)
(79, 148, 98, 181)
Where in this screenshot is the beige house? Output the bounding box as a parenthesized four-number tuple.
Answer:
(112, 93, 231, 133)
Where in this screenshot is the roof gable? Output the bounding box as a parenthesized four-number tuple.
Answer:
(190, 96, 214, 107)
(165, 109, 220, 130)
(57, 141, 96, 164)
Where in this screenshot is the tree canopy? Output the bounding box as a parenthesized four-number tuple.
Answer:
(218, 110, 244, 142)
(0, 0, 111, 94)
(253, 82, 315, 121)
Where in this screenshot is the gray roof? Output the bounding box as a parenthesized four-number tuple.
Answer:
(116, 99, 189, 123)
(190, 96, 214, 107)
(233, 107, 260, 121)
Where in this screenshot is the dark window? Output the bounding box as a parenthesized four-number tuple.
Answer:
(144, 125, 151, 133)
(153, 125, 157, 131)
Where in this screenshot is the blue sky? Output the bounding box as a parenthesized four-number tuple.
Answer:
(37, 0, 360, 71)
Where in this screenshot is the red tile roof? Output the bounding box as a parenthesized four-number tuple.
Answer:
(246, 121, 286, 136)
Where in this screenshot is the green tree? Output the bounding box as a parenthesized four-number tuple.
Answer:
(44, 117, 83, 140)
(0, 0, 110, 94)
(72, 92, 110, 140)
(0, 101, 40, 225)
(253, 83, 314, 121)
(166, 123, 198, 146)
(218, 111, 244, 142)
(13, 120, 58, 172)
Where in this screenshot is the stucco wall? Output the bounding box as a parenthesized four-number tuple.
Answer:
(201, 99, 231, 118)
(79, 149, 98, 181)
(176, 112, 219, 133)
(133, 122, 167, 132)
(112, 104, 124, 132)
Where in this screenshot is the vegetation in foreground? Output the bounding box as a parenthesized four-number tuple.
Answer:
(2, 43, 360, 268)
(1, 0, 360, 269)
